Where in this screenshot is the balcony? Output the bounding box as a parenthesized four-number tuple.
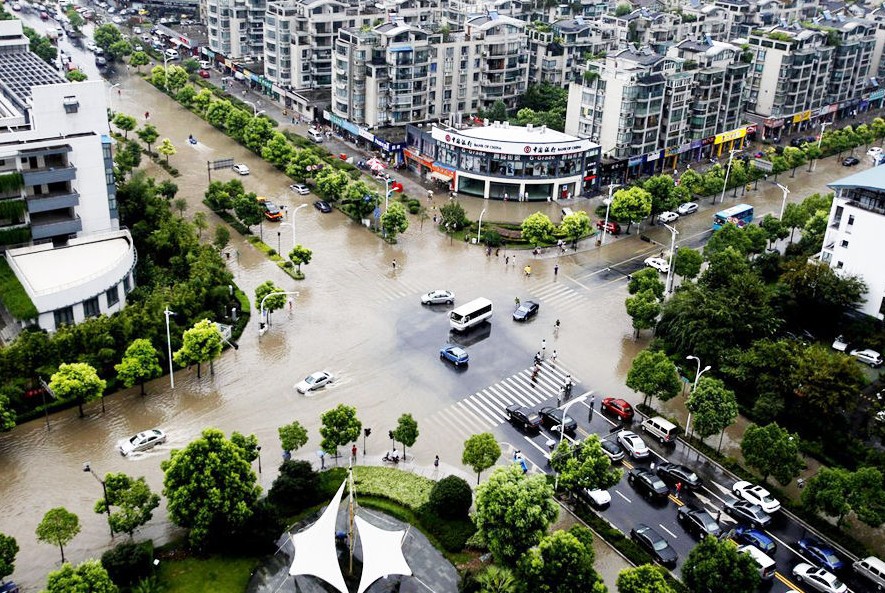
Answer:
(22, 165, 77, 187)
(27, 191, 80, 214)
(30, 215, 82, 240)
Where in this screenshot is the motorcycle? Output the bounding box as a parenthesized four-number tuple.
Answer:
(382, 451, 400, 464)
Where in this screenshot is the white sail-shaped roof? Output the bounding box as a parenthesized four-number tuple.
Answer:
(355, 516, 412, 593)
(288, 480, 349, 593)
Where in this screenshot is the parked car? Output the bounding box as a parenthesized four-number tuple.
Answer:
(232, 163, 250, 175)
(261, 200, 283, 222)
(677, 504, 721, 539)
(505, 404, 541, 432)
(657, 211, 679, 223)
(198, 68, 210, 78)
(313, 200, 332, 213)
(832, 335, 849, 352)
(596, 220, 621, 235)
(723, 498, 771, 529)
(842, 156, 861, 166)
(539, 406, 577, 434)
(421, 290, 455, 305)
(118, 428, 167, 456)
(732, 481, 781, 513)
(729, 526, 777, 554)
(798, 537, 844, 571)
(617, 430, 650, 459)
(600, 439, 624, 462)
(677, 201, 699, 215)
(439, 345, 469, 366)
(792, 564, 847, 593)
(576, 486, 611, 509)
(295, 370, 333, 394)
(644, 257, 670, 274)
(656, 462, 703, 490)
(850, 348, 883, 367)
(791, 136, 817, 147)
(867, 147, 883, 157)
(290, 183, 311, 195)
(512, 300, 540, 321)
(628, 468, 669, 500)
(631, 524, 677, 567)
(601, 397, 634, 421)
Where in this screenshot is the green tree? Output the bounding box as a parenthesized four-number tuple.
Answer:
(0, 532, 18, 581)
(704, 224, 752, 260)
(792, 344, 866, 418)
(243, 117, 275, 154)
(136, 123, 159, 155)
(643, 175, 677, 215)
(129, 51, 149, 71)
(157, 138, 176, 163)
(782, 146, 806, 177)
(550, 434, 622, 493)
(615, 2, 632, 15)
(115, 338, 162, 396)
(94, 24, 124, 52)
(681, 536, 760, 593)
(521, 212, 556, 246)
(255, 280, 287, 323)
(193, 211, 208, 238)
(66, 69, 88, 82)
(192, 88, 215, 114)
(617, 564, 677, 593)
(380, 201, 409, 240)
(113, 139, 142, 180)
(233, 193, 263, 234)
(176, 84, 197, 106)
(626, 350, 681, 408)
(289, 244, 313, 276)
(673, 247, 703, 280)
(204, 180, 234, 212)
(517, 526, 604, 593)
(439, 201, 469, 230)
(65, 8, 85, 31)
(610, 186, 652, 233)
(392, 413, 419, 459)
(44, 559, 118, 593)
(685, 376, 738, 452)
(560, 210, 591, 241)
(49, 362, 106, 418)
(741, 423, 803, 486)
(625, 289, 660, 338)
(627, 268, 665, 301)
(0, 394, 13, 433)
(781, 202, 809, 241)
(319, 404, 362, 459)
(314, 168, 350, 202)
(759, 214, 788, 247)
(802, 466, 885, 527)
(162, 65, 187, 94)
(721, 339, 799, 423)
(462, 432, 501, 484)
(213, 225, 230, 251)
(112, 113, 137, 139)
(278, 420, 309, 455)
(480, 100, 508, 123)
(94, 473, 160, 537)
(262, 132, 294, 168)
(475, 566, 517, 593)
(780, 260, 867, 321)
(173, 318, 223, 378)
(173, 198, 188, 218)
(23, 27, 57, 64)
(36, 507, 80, 563)
(286, 149, 323, 182)
(474, 465, 558, 564)
(206, 100, 234, 128)
(803, 142, 823, 171)
(161, 428, 261, 548)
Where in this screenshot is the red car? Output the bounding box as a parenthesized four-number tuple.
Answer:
(198, 69, 210, 78)
(596, 220, 621, 235)
(601, 397, 634, 421)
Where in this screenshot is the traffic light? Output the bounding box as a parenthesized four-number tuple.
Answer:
(364, 428, 371, 438)
(388, 430, 394, 441)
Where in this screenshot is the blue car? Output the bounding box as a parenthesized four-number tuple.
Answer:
(798, 537, 844, 571)
(440, 345, 469, 366)
(732, 526, 777, 555)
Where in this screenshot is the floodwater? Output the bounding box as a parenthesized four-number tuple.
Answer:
(0, 60, 868, 590)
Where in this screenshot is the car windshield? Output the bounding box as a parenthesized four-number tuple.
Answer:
(306, 375, 319, 384)
(700, 515, 718, 528)
(652, 539, 668, 551)
(651, 478, 666, 489)
(685, 471, 699, 482)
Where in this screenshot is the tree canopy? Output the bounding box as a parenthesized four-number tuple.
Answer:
(462, 432, 501, 484)
(173, 319, 224, 378)
(0, 532, 18, 581)
(49, 362, 106, 418)
(521, 212, 556, 246)
(681, 536, 760, 593)
(392, 413, 419, 459)
(617, 564, 678, 593)
(550, 434, 622, 493)
(36, 507, 80, 563)
(319, 404, 362, 457)
(802, 466, 885, 528)
(610, 186, 652, 233)
(115, 339, 162, 396)
(685, 376, 738, 451)
(94, 473, 161, 537)
(740, 423, 804, 486)
(279, 420, 309, 454)
(626, 350, 681, 408)
(517, 526, 605, 593)
(44, 559, 118, 593)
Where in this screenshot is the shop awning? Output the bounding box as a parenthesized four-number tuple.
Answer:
(430, 171, 452, 182)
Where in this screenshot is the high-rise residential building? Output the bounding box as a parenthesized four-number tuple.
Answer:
(526, 17, 618, 86)
(207, 0, 267, 60)
(816, 15, 877, 110)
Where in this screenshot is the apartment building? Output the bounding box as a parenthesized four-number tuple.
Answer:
(819, 167, 885, 320)
(625, 6, 730, 54)
(816, 15, 876, 109)
(207, 0, 268, 59)
(526, 17, 618, 86)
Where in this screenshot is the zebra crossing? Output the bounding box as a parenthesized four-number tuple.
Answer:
(371, 276, 427, 303)
(427, 361, 583, 442)
(527, 280, 587, 313)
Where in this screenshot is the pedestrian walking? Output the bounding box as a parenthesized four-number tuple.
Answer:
(434, 455, 439, 468)
(505, 255, 510, 265)
(550, 350, 557, 364)
(320, 450, 326, 470)
(554, 264, 559, 277)
(676, 482, 683, 497)
(541, 339, 546, 357)
(554, 319, 561, 332)
(650, 461, 656, 471)
(515, 296, 521, 308)
(392, 259, 397, 270)
(589, 394, 595, 409)
(351, 444, 358, 461)
(144, 111, 150, 119)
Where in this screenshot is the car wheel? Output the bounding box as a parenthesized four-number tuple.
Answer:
(447, 300, 453, 304)
(628, 474, 635, 484)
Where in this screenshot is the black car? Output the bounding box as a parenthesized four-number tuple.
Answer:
(512, 300, 540, 321)
(677, 504, 722, 539)
(314, 200, 332, 213)
(723, 498, 771, 529)
(600, 439, 624, 462)
(505, 404, 541, 432)
(656, 462, 703, 491)
(627, 468, 669, 500)
(539, 406, 577, 434)
(790, 136, 817, 147)
(842, 156, 861, 166)
(631, 523, 678, 567)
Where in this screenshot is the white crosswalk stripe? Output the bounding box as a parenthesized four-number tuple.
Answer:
(371, 277, 427, 303)
(425, 361, 582, 442)
(528, 281, 587, 312)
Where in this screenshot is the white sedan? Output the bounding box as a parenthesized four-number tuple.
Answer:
(657, 211, 679, 223)
(117, 428, 167, 456)
(732, 481, 781, 513)
(792, 564, 847, 593)
(644, 257, 670, 274)
(850, 348, 883, 367)
(232, 163, 250, 175)
(421, 289, 455, 305)
(296, 371, 334, 394)
(617, 430, 650, 459)
(289, 183, 311, 195)
(677, 202, 699, 215)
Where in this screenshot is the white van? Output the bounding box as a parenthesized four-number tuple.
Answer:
(164, 48, 179, 60)
(854, 556, 885, 590)
(739, 545, 776, 580)
(640, 416, 679, 444)
(560, 207, 574, 220)
(307, 128, 324, 143)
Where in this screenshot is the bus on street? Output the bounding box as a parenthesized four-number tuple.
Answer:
(713, 203, 754, 230)
(450, 297, 493, 332)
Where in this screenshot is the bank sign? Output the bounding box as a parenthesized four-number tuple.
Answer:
(431, 127, 593, 156)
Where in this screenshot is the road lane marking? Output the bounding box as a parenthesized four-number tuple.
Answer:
(621, 460, 634, 470)
(669, 495, 684, 507)
(466, 393, 505, 423)
(658, 524, 678, 538)
(774, 571, 803, 591)
(458, 400, 498, 426)
(616, 490, 632, 503)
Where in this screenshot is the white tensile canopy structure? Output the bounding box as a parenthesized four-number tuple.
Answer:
(288, 478, 412, 593)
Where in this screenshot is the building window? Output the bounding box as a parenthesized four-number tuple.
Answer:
(83, 296, 100, 318)
(836, 261, 844, 269)
(62, 96, 79, 113)
(123, 275, 131, 293)
(840, 240, 849, 248)
(106, 285, 120, 307)
(54, 306, 74, 327)
(847, 215, 854, 225)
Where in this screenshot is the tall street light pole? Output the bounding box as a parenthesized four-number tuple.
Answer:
(164, 307, 176, 389)
(553, 393, 589, 492)
(282, 203, 309, 254)
(776, 183, 790, 219)
(162, 55, 171, 92)
(685, 355, 711, 441)
(259, 291, 299, 336)
(719, 149, 741, 204)
(663, 223, 679, 294)
(811, 121, 832, 172)
(477, 208, 486, 244)
(600, 183, 620, 246)
(83, 462, 113, 538)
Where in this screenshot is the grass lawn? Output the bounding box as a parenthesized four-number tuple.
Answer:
(159, 556, 260, 593)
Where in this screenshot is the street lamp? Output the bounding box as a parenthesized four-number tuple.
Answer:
(600, 183, 621, 246)
(385, 176, 393, 212)
(685, 356, 711, 441)
(259, 290, 299, 336)
(719, 149, 742, 204)
(107, 83, 120, 111)
(663, 223, 679, 294)
(164, 307, 176, 389)
(244, 101, 264, 117)
(553, 393, 589, 491)
(477, 208, 487, 244)
(162, 55, 172, 92)
(776, 183, 790, 219)
(812, 121, 832, 172)
(83, 462, 113, 538)
(280, 203, 308, 255)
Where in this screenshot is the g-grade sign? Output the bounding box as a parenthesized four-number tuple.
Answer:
(431, 126, 593, 157)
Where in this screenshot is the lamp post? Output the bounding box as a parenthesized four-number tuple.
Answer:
(477, 208, 486, 244)
(776, 183, 790, 219)
(811, 121, 832, 172)
(83, 462, 113, 538)
(162, 55, 172, 92)
(244, 100, 264, 116)
(108, 83, 120, 111)
(385, 176, 392, 212)
(685, 356, 711, 441)
(553, 393, 589, 491)
(163, 307, 176, 389)
(719, 149, 741, 204)
(259, 290, 299, 336)
(663, 223, 679, 294)
(600, 183, 621, 246)
(256, 445, 262, 474)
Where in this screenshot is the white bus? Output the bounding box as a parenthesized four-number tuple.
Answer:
(449, 297, 493, 332)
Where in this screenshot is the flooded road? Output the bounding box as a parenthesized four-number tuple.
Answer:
(0, 58, 870, 590)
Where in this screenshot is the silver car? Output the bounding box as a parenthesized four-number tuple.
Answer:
(118, 428, 167, 456)
(290, 183, 311, 195)
(296, 370, 333, 394)
(420, 290, 454, 305)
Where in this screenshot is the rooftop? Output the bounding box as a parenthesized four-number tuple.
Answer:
(829, 165, 885, 193)
(0, 21, 64, 117)
(454, 123, 579, 144)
